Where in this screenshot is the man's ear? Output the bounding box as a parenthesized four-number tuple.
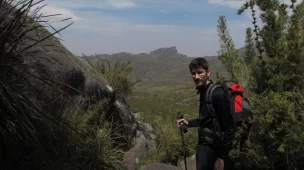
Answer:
(206, 69, 211, 77)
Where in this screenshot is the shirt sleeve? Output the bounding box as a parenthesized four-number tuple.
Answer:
(187, 118, 199, 128)
(212, 87, 237, 159)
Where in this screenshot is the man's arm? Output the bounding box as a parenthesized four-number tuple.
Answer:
(213, 87, 237, 159)
(187, 119, 199, 128)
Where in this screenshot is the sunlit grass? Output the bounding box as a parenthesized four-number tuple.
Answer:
(127, 84, 200, 166)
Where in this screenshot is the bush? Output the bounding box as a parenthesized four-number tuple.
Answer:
(217, 0, 304, 169)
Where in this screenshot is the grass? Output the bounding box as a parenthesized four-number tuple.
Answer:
(48, 100, 127, 170)
(0, 1, 72, 168)
(127, 84, 200, 166)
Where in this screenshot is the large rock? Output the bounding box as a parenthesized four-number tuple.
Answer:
(179, 154, 197, 170)
(123, 122, 159, 170)
(123, 130, 147, 170)
(140, 163, 182, 170)
(17, 15, 138, 148)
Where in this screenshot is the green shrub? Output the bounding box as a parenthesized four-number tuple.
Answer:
(217, 0, 304, 169)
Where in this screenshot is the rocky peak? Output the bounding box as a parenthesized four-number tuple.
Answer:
(150, 46, 179, 56)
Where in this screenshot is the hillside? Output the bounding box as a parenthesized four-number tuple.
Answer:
(83, 46, 245, 87)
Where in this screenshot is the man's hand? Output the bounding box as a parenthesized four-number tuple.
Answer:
(176, 118, 188, 127)
(214, 158, 224, 170)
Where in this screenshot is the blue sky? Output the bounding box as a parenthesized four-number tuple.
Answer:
(38, 0, 259, 57)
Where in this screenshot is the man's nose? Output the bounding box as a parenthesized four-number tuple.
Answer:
(195, 73, 200, 79)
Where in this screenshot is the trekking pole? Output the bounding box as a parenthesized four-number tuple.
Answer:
(177, 114, 188, 170)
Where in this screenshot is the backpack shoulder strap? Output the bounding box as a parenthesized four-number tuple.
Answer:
(205, 83, 225, 140)
(206, 83, 221, 117)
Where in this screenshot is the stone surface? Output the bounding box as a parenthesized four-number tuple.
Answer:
(140, 163, 182, 170)
(179, 154, 197, 170)
(123, 123, 159, 170)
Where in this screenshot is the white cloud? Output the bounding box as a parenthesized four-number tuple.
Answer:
(41, 0, 136, 9)
(41, 5, 82, 21)
(106, 0, 136, 9)
(160, 9, 170, 14)
(208, 0, 302, 18)
(21, 0, 252, 57)
(207, 0, 262, 27)
(208, 0, 245, 9)
(56, 13, 250, 57)
(11, 0, 80, 32)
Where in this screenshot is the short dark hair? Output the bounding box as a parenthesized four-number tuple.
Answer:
(189, 57, 209, 71)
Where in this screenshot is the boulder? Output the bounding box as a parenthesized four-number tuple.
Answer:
(123, 122, 159, 170)
(140, 163, 182, 170)
(179, 154, 197, 170)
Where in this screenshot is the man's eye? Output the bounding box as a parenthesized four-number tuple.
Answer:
(192, 71, 204, 75)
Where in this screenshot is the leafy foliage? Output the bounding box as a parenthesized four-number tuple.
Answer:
(217, 0, 304, 169)
(217, 16, 243, 80)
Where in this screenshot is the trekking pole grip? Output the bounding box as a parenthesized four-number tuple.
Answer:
(177, 114, 188, 133)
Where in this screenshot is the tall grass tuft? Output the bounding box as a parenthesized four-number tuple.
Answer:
(0, 0, 72, 169)
(0, 0, 77, 169)
(50, 100, 127, 170)
(0, 1, 129, 169)
(84, 55, 141, 98)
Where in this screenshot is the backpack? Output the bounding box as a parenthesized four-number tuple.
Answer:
(205, 80, 253, 150)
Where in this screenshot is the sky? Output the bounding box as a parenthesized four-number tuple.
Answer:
(32, 0, 265, 57)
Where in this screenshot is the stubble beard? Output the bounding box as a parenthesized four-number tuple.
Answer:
(195, 77, 208, 89)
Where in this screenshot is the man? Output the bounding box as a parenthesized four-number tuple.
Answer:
(177, 57, 236, 170)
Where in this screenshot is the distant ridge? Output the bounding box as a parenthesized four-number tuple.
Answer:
(149, 46, 187, 57)
(83, 46, 245, 87)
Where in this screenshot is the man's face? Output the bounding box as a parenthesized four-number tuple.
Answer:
(191, 67, 210, 88)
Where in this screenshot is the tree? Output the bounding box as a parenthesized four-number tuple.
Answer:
(244, 27, 256, 66)
(217, 16, 243, 81)
(217, 0, 304, 169)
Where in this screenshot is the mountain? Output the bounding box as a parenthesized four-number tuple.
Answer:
(83, 46, 245, 87)
(149, 46, 187, 57)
